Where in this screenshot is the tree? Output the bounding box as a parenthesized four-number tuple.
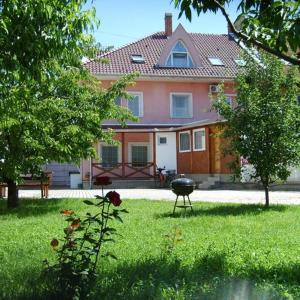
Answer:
(0, 0, 135, 208)
(173, 0, 300, 65)
(214, 52, 300, 207)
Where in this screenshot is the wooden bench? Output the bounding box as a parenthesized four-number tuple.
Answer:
(0, 172, 52, 199)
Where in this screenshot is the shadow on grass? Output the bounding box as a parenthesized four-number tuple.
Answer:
(93, 251, 297, 300)
(156, 204, 288, 219)
(0, 198, 63, 218)
(4, 250, 300, 299)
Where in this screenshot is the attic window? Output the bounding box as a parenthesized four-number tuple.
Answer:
(208, 57, 224, 66)
(234, 59, 246, 66)
(131, 54, 145, 63)
(166, 41, 194, 68)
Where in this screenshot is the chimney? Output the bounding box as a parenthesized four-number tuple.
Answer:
(165, 13, 172, 37)
(227, 22, 235, 40)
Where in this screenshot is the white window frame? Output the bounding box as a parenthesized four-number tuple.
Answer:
(224, 94, 236, 108)
(208, 57, 224, 66)
(193, 128, 206, 151)
(170, 92, 193, 118)
(99, 143, 121, 168)
(165, 40, 194, 68)
(127, 92, 144, 117)
(128, 142, 151, 167)
(179, 131, 191, 153)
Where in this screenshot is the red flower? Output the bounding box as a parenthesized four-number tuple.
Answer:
(70, 218, 81, 230)
(60, 209, 74, 216)
(106, 191, 122, 206)
(50, 238, 59, 249)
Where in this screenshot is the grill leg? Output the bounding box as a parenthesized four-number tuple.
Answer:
(173, 195, 179, 215)
(187, 195, 193, 211)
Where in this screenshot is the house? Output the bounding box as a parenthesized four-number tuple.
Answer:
(79, 13, 243, 188)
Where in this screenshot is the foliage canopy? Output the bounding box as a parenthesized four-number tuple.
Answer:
(214, 51, 300, 206)
(173, 0, 300, 65)
(0, 0, 135, 207)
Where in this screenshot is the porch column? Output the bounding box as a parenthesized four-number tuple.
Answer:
(207, 127, 211, 174)
(190, 129, 193, 172)
(122, 132, 125, 178)
(89, 157, 92, 189)
(153, 131, 156, 176)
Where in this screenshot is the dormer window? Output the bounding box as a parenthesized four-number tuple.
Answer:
(131, 54, 145, 63)
(208, 57, 224, 66)
(166, 41, 194, 68)
(234, 59, 246, 66)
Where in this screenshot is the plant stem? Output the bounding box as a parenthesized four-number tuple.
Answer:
(92, 202, 111, 273)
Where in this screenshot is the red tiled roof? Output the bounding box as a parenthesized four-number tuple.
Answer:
(85, 31, 242, 79)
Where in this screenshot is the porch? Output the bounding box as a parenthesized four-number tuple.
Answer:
(81, 132, 158, 186)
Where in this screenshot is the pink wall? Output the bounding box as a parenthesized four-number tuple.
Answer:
(101, 80, 235, 125)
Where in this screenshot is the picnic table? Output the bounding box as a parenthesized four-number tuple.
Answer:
(0, 172, 52, 198)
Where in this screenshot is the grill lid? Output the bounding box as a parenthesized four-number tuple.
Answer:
(171, 177, 195, 188)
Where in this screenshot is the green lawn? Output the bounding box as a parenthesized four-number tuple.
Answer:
(1, 197, 300, 299)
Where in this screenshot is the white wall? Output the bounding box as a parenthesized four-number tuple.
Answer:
(241, 164, 300, 183)
(155, 132, 177, 171)
(287, 167, 300, 183)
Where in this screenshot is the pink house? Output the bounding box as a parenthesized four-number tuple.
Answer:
(81, 13, 242, 188)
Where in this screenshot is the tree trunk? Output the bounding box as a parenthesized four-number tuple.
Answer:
(264, 185, 269, 208)
(7, 179, 19, 208)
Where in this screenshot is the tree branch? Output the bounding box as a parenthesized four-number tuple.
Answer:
(213, 0, 300, 65)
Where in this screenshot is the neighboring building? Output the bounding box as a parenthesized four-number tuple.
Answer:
(79, 13, 243, 188)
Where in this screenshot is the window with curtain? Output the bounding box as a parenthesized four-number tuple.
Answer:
(101, 145, 118, 168)
(179, 132, 190, 152)
(193, 129, 206, 151)
(114, 97, 121, 106)
(166, 41, 194, 68)
(128, 93, 143, 117)
(131, 145, 148, 167)
(171, 93, 192, 118)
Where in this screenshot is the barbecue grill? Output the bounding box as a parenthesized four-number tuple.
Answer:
(171, 175, 195, 214)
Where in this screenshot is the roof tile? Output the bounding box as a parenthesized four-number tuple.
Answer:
(85, 31, 242, 79)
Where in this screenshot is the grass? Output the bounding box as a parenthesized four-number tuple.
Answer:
(1, 197, 300, 299)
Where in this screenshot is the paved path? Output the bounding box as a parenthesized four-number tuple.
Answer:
(18, 188, 300, 205)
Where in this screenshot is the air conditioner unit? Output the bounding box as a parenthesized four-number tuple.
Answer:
(209, 84, 219, 93)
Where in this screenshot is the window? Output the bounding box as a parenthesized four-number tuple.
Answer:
(114, 97, 121, 106)
(127, 92, 143, 117)
(193, 129, 206, 151)
(131, 54, 145, 63)
(166, 41, 194, 68)
(101, 145, 119, 168)
(225, 96, 233, 107)
(171, 93, 192, 118)
(208, 57, 224, 66)
(158, 136, 167, 145)
(234, 59, 246, 66)
(131, 145, 148, 167)
(298, 95, 300, 105)
(179, 131, 191, 152)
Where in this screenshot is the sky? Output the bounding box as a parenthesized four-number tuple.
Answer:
(87, 0, 240, 49)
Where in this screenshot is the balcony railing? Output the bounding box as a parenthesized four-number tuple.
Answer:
(92, 162, 155, 179)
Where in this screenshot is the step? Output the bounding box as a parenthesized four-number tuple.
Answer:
(92, 179, 156, 189)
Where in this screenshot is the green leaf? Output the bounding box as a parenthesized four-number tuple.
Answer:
(104, 252, 117, 260)
(83, 200, 95, 206)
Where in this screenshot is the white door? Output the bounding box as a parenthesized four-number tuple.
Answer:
(155, 132, 177, 172)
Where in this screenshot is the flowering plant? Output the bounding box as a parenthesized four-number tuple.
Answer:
(43, 191, 127, 299)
